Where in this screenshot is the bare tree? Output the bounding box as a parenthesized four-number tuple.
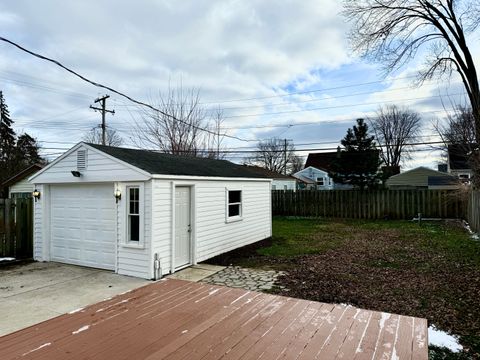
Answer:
(246, 138, 298, 175)
(369, 105, 422, 167)
(343, 0, 480, 141)
(290, 155, 305, 174)
(434, 106, 479, 181)
(201, 107, 227, 159)
(435, 105, 475, 145)
(133, 86, 207, 156)
(83, 127, 123, 146)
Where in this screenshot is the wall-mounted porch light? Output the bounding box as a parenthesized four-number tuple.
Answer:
(114, 189, 122, 203)
(71, 170, 81, 177)
(32, 189, 41, 202)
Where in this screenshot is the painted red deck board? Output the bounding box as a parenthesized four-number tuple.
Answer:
(0, 279, 428, 359)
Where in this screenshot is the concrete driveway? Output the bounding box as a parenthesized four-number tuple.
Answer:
(0, 262, 150, 336)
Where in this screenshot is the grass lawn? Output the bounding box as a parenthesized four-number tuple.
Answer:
(208, 217, 480, 359)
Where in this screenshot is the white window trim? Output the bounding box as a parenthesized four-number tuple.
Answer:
(124, 183, 145, 248)
(225, 187, 243, 223)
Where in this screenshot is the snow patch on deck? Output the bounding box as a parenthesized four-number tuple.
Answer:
(22, 342, 51, 356)
(72, 325, 90, 335)
(428, 325, 463, 353)
(68, 307, 84, 314)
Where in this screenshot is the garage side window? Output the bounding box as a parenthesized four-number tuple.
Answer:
(128, 187, 140, 242)
(227, 190, 242, 220)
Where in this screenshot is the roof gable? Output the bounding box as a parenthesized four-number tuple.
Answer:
(30, 143, 150, 183)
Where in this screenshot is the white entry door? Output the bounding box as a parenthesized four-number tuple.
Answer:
(50, 184, 116, 270)
(175, 186, 191, 269)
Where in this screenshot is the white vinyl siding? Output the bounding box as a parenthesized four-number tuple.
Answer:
(8, 178, 35, 198)
(151, 179, 271, 275)
(116, 181, 151, 279)
(271, 179, 296, 191)
(33, 184, 44, 261)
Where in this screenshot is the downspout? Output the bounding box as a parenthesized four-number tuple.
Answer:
(153, 253, 162, 280)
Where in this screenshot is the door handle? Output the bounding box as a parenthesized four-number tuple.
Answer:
(187, 224, 192, 233)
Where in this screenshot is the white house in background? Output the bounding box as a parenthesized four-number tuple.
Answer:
(293, 166, 334, 190)
(242, 166, 297, 191)
(29, 142, 272, 279)
(1, 163, 43, 198)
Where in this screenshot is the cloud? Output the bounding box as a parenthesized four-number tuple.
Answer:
(0, 0, 479, 171)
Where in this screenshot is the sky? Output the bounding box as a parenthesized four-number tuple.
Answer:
(1, 0, 479, 170)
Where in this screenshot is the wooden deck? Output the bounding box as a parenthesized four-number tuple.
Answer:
(0, 279, 428, 359)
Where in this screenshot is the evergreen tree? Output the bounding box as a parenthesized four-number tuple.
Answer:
(330, 118, 382, 189)
(0, 91, 16, 182)
(15, 133, 43, 169)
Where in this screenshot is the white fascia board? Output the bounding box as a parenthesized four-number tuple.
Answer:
(152, 174, 271, 182)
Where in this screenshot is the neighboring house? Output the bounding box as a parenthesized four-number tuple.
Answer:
(447, 144, 474, 182)
(386, 166, 460, 190)
(304, 151, 338, 174)
(1, 163, 43, 198)
(293, 166, 334, 190)
(29, 143, 272, 279)
(242, 166, 296, 191)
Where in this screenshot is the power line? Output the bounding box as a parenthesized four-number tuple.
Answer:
(114, 80, 457, 113)
(0, 36, 253, 143)
(221, 93, 467, 119)
(197, 74, 423, 104)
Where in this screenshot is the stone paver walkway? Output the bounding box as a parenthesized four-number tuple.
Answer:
(201, 266, 285, 291)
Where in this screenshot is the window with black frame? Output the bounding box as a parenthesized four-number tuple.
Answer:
(128, 187, 140, 242)
(227, 190, 242, 218)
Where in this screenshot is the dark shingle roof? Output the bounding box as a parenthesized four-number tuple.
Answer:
(305, 150, 380, 173)
(241, 166, 295, 179)
(305, 152, 338, 172)
(428, 176, 459, 186)
(2, 163, 44, 187)
(87, 143, 268, 179)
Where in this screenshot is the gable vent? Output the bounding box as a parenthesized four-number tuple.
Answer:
(77, 150, 87, 170)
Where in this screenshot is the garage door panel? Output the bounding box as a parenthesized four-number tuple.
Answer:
(51, 184, 116, 270)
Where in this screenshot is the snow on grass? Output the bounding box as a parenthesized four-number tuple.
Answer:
(462, 221, 479, 241)
(428, 325, 463, 353)
(0, 257, 15, 262)
(72, 325, 90, 335)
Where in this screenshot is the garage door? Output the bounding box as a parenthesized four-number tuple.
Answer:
(50, 184, 116, 270)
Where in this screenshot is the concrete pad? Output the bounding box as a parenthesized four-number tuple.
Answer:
(0, 262, 150, 336)
(166, 264, 225, 282)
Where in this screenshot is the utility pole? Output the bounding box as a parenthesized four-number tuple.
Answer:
(90, 95, 115, 145)
(284, 138, 288, 175)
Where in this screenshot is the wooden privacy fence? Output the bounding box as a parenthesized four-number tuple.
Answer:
(272, 189, 466, 220)
(467, 190, 480, 232)
(0, 198, 33, 259)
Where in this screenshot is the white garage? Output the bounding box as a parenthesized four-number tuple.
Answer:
(30, 142, 272, 279)
(50, 184, 116, 270)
